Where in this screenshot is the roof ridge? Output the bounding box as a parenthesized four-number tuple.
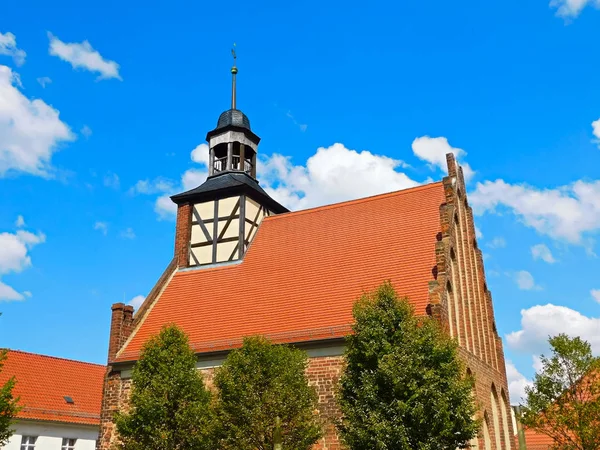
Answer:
(265, 181, 444, 221)
(4, 349, 105, 368)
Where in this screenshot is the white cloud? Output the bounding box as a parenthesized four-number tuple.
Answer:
(94, 221, 108, 235)
(260, 143, 418, 211)
(0, 32, 26, 66)
(515, 270, 541, 291)
(37, 77, 52, 88)
(80, 125, 92, 139)
(505, 361, 532, 404)
(0, 281, 23, 301)
(190, 143, 209, 165)
(103, 172, 120, 189)
(591, 289, 600, 304)
(411, 136, 474, 182)
(120, 228, 136, 239)
(128, 295, 145, 310)
(507, 304, 600, 355)
(470, 179, 600, 245)
(531, 244, 556, 263)
(129, 178, 174, 195)
(15, 215, 25, 227)
(48, 33, 121, 81)
(0, 65, 74, 177)
(0, 227, 45, 301)
(550, 0, 600, 18)
(475, 226, 483, 240)
(487, 237, 506, 249)
(592, 118, 600, 145)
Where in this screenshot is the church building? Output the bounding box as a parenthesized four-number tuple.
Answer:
(97, 59, 515, 450)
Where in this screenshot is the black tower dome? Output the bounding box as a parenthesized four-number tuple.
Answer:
(215, 108, 251, 131)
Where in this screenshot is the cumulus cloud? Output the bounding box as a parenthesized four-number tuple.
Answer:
(0, 65, 74, 177)
(94, 221, 108, 235)
(128, 295, 145, 310)
(15, 215, 25, 227)
(505, 361, 532, 404)
(0, 224, 45, 301)
(0, 32, 26, 66)
(37, 77, 52, 88)
(591, 289, 600, 304)
(507, 304, 600, 355)
(514, 270, 541, 291)
(48, 33, 121, 80)
(531, 244, 556, 263)
(470, 179, 600, 245)
(550, 0, 600, 18)
(260, 143, 418, 211)
(411, 136, 474, 182)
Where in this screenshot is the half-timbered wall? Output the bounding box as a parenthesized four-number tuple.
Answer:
(189, 195, 271, 266)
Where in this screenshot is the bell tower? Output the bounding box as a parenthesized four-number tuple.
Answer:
(170, 48, 288, 268)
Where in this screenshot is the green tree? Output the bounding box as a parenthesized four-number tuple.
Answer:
(520, 334, 600, 450)
(337, 281, 479, 450)
(0, 349, 20, 447)
(214, 336, 322, 450)
(115, 325, 214, 450)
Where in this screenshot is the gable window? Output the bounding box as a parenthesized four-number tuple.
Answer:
(61, 438, 77, 449)
(20, 436, 37, 450)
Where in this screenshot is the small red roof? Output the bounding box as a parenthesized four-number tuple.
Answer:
(0, 350, 105, 425)
(116, 182, 446, 363)
(521, 429, 554, 449)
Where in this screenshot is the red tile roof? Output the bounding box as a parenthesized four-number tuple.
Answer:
(116, 182, 446, 363)
(521, 429, 554, 449)
(0, 350, 105, 425)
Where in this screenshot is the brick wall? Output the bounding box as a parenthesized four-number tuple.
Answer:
(174, 202, 192, 268)
(429, 154, 515, 450)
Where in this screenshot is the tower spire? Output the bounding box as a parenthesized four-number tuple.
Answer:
(231, 43, 237, 110)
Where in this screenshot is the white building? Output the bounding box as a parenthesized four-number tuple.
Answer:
(0, 350, 104, 450)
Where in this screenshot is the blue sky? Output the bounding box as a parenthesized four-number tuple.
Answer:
(1, 0, 600, 403)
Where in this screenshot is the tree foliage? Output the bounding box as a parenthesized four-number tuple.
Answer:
(115, 325, 214, 450)
(337, 281, 479, 450)
(0, 349, 20, 447)
(213, 336, 322, 450)
(520, 334, 600, 450)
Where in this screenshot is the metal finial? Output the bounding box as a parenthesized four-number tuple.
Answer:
(231, 43, 237, 109)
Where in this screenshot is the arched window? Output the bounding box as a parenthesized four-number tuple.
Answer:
(500, 389, 512, 449)
(490, 385, 502, 450)
(483, 412, 492, 450)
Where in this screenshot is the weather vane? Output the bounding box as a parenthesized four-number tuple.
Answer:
(231, 43, 237, 67)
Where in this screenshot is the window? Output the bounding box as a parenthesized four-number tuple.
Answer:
(20, 436, 37, 450)
(61, 438, 77, 449)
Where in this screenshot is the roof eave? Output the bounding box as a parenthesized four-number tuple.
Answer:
(205, 124, 261, 144)
(170, 182, 288, 214)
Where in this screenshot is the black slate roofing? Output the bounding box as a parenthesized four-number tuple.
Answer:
(205, 109, 260, 143)
(170, 171, 288, 214)
(216, 109, 251, 131)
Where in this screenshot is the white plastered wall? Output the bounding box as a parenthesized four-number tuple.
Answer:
(3, 420, 98, 450)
